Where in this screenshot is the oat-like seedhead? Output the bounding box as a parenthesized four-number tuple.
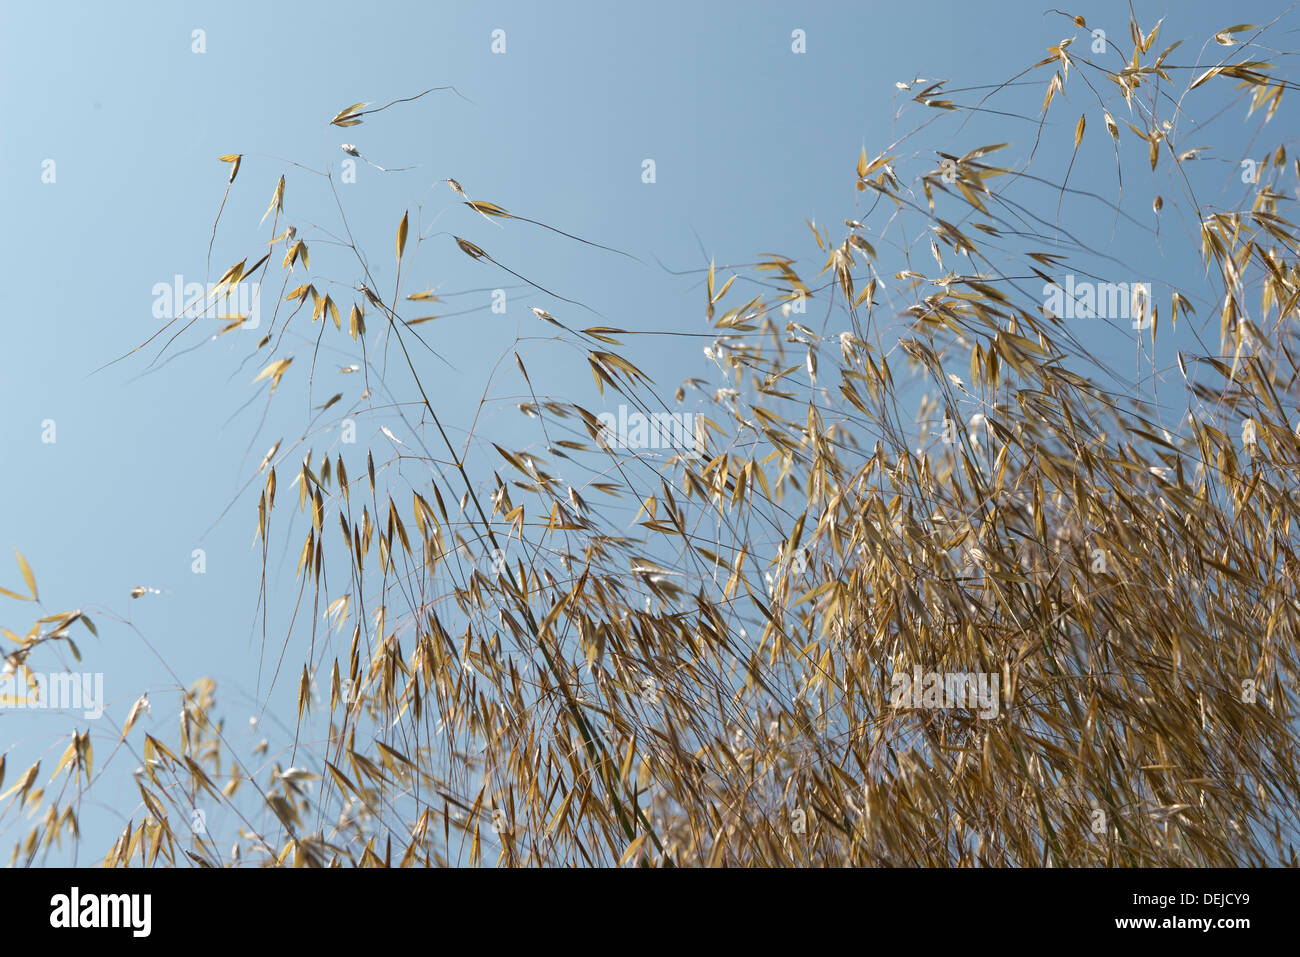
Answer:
(6, 11, 1300, 867)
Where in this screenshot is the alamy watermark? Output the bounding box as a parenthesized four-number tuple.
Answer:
(50, 887, 151, 937)
(890, 666, 1003, 719)
(597, 404, 704, 460)
(1043, 275, 1152, 328)
(0, 670, 104, 719)
(152, 274, 261, 328)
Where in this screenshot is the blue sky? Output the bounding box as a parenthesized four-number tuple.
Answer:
(0, 0, 1290, 862)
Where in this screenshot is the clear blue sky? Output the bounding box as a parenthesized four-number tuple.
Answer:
(0, 0, 1286, 862)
